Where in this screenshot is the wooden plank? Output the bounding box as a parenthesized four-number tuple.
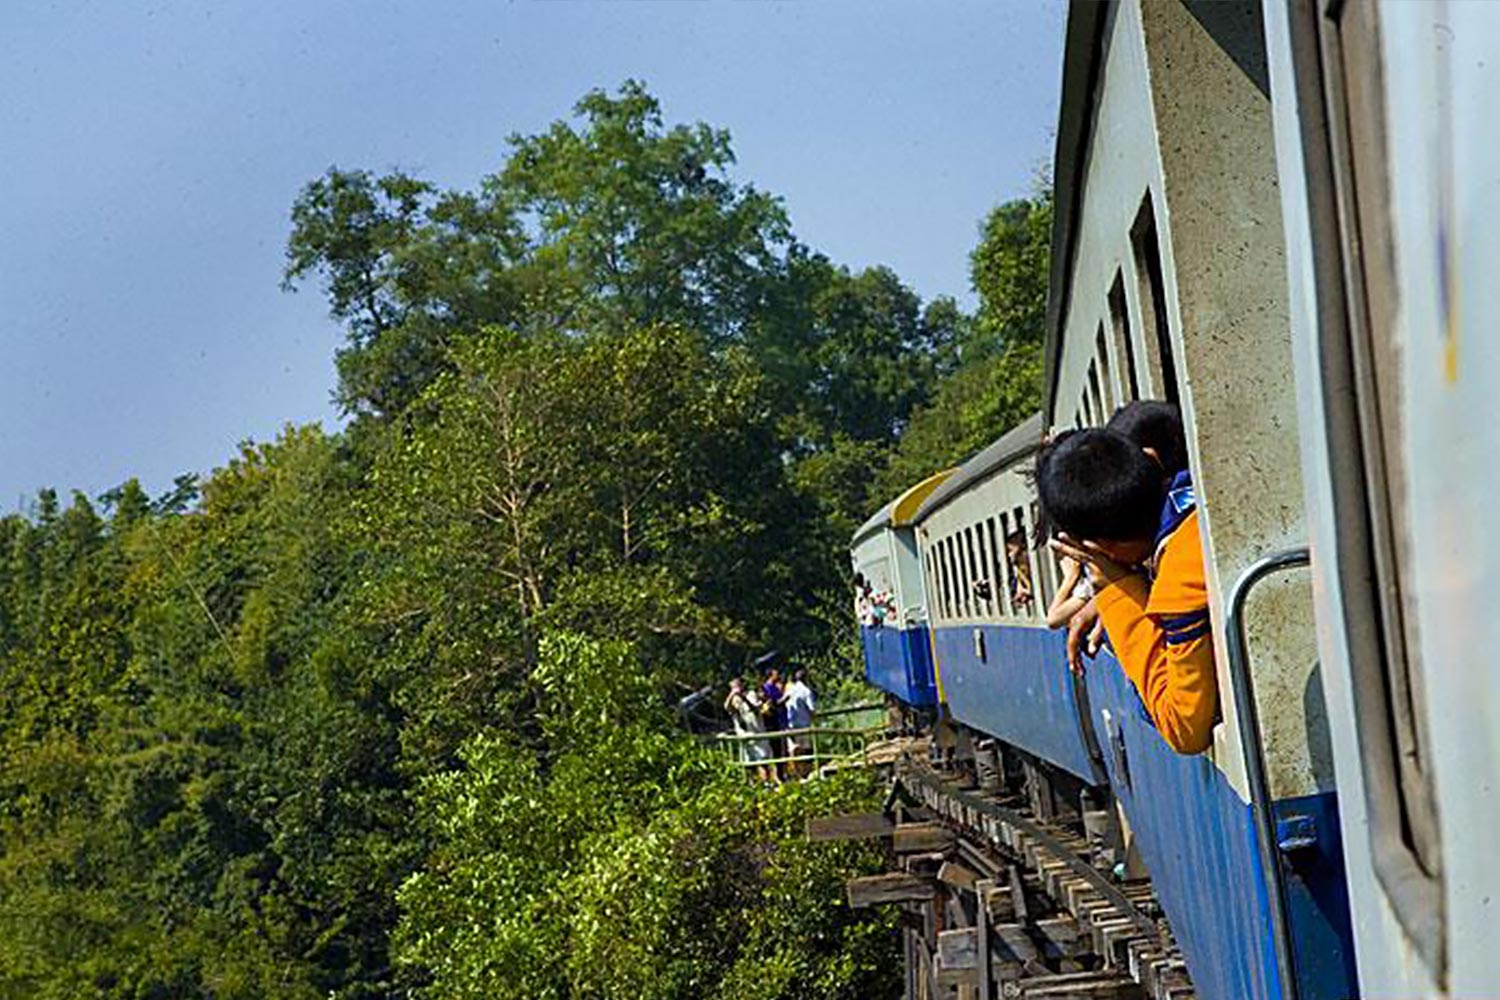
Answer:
(895, 821, 957, 853)
(846, 872, 937, 907)
(807, 812, 893, 842)
(990, 923, 1040, 963)
(937, 955, 1026, 991)
(975, 878, 995, 1000)
(939, 860, 981, 890)
(938, 927, 979, 970)
(1033, 916, 1087, 958)
(1008, 864, 1029, 924)
(1016, 970, 1145, 998)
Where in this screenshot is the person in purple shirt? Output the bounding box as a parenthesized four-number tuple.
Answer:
(761, 668, 788, 778)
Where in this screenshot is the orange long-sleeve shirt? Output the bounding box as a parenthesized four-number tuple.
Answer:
(1095, 509, 1217, 755)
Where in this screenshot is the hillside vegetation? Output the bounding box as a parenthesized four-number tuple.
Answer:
(0, 83, 1049, 1000)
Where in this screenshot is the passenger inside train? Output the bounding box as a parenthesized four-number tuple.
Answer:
(1036, 406, 1215, 755)
(1004, 529, 1035, 608)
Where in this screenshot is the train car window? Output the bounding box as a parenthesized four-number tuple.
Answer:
(1095, 324, 1116, 413)
(1030, 500, 1053, 615)
(962, 527, 978, 619)
(986, 517, 1004, 618)
(943, 537, 957, 621)
(1087, 359, 1106, 427)
(1108, 272, 1141, 401)
(956, 532, 972, 620)
(997, 512, 1015, 617)
(1130, 195, 1181, 405)
(1012, 505, 1036, 620)
(935, 539, 949, 622)
(974, 520, 995, 618)
(1313, 0, 1443, 968)
(924, 549, 938, 623)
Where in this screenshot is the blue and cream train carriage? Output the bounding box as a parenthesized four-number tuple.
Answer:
(857, 1, 1500, 996)
(849, 470, 952, 708)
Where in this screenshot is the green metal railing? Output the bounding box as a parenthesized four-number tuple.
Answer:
(714, 700, 889, 777)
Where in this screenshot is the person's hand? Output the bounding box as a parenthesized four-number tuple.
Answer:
(1087, 614, 1105, 656)
(1065, 601, 1099, 676)
(1049, 534, 1135, 587)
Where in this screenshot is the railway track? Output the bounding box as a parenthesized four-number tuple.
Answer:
(823, 754, 1196, 1000)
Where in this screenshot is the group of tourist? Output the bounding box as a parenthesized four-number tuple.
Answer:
(723, 666, 817, 783)
(853, 575, 899, 627)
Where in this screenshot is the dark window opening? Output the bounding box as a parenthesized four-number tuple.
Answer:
(1131, 195, 1181, 406)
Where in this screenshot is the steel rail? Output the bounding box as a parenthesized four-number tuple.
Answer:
(897, 760, 1160, 939)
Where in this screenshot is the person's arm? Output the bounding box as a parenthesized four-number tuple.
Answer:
(1094, 578, 1216, 754)
(1046, 559, 1084, 628)
(1052, 527, 1216, 754)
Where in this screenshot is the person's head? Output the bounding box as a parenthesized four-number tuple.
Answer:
(1004, 529, 1026, 559)
(794, 668, 808, 684)
(730, 677, 744, 694)
(852, 572, 866, 592)
(767, 667, 781, 684)
(1106, 400, 1187, 476)
(1035, 428, 1163, 566)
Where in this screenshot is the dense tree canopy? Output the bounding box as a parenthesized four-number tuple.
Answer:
(0, 82, 1050, 999)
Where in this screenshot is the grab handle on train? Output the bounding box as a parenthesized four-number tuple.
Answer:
(1224, 546, 1311, 1000)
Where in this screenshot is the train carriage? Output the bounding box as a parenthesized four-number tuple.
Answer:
(849, 469, 953, 708)
(912, 413, 1104, 785)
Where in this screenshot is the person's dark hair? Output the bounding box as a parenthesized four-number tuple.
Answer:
(1035, 428, 1164, 542)
(794, 669, 807, 683)
(1106, 400, 1187, 476)
(1004, 529, 1026, 548)
(852, 572, 866, 591)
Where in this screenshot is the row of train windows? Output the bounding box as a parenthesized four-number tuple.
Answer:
(1073, 195, 1179, 430)
(924, 503, 1056, 624)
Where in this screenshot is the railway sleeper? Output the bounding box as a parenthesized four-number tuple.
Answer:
(884, 761, 1192, 1000)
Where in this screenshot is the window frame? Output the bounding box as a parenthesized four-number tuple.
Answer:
(1300, 0, 1445, 972)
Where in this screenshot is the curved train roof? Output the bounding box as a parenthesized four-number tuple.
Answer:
(912, 411, 1045, 522)
(850, 468, 955, 547)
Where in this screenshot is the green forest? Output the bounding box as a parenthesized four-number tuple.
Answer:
(0, 83, 1049, 999)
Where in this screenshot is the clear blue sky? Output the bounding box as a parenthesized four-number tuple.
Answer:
(0, 0, 1064, 510)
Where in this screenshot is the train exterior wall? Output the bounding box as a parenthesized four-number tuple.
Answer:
(1047, 2, 1355, 996)
(930, 623, 1098, 782)
(860, 624, 938, 708)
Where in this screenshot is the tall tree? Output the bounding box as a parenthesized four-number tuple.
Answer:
(876, 191, 1051, 499)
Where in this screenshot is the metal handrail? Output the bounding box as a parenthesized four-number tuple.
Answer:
(1224, 546, 1311, 1000)
(714, 720, 887, 774)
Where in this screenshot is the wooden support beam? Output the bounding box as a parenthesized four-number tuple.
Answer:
(937, 927, 979, 971)
(1032, 916, 1087, 959)
(990, 923, 1040, 963)
(1009, 970, 1145, 998)
(1008, 864, 1029, 924)
(975, 878, 995, 1000)
(807, 812, 893, 842)
(895, 821, 957, 853)
(939, 860, 980, 891)
(846, 872, 937, 908)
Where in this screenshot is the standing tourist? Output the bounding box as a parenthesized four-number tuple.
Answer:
(725, 677, 774, 783)
(783, 668, 817, 777)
